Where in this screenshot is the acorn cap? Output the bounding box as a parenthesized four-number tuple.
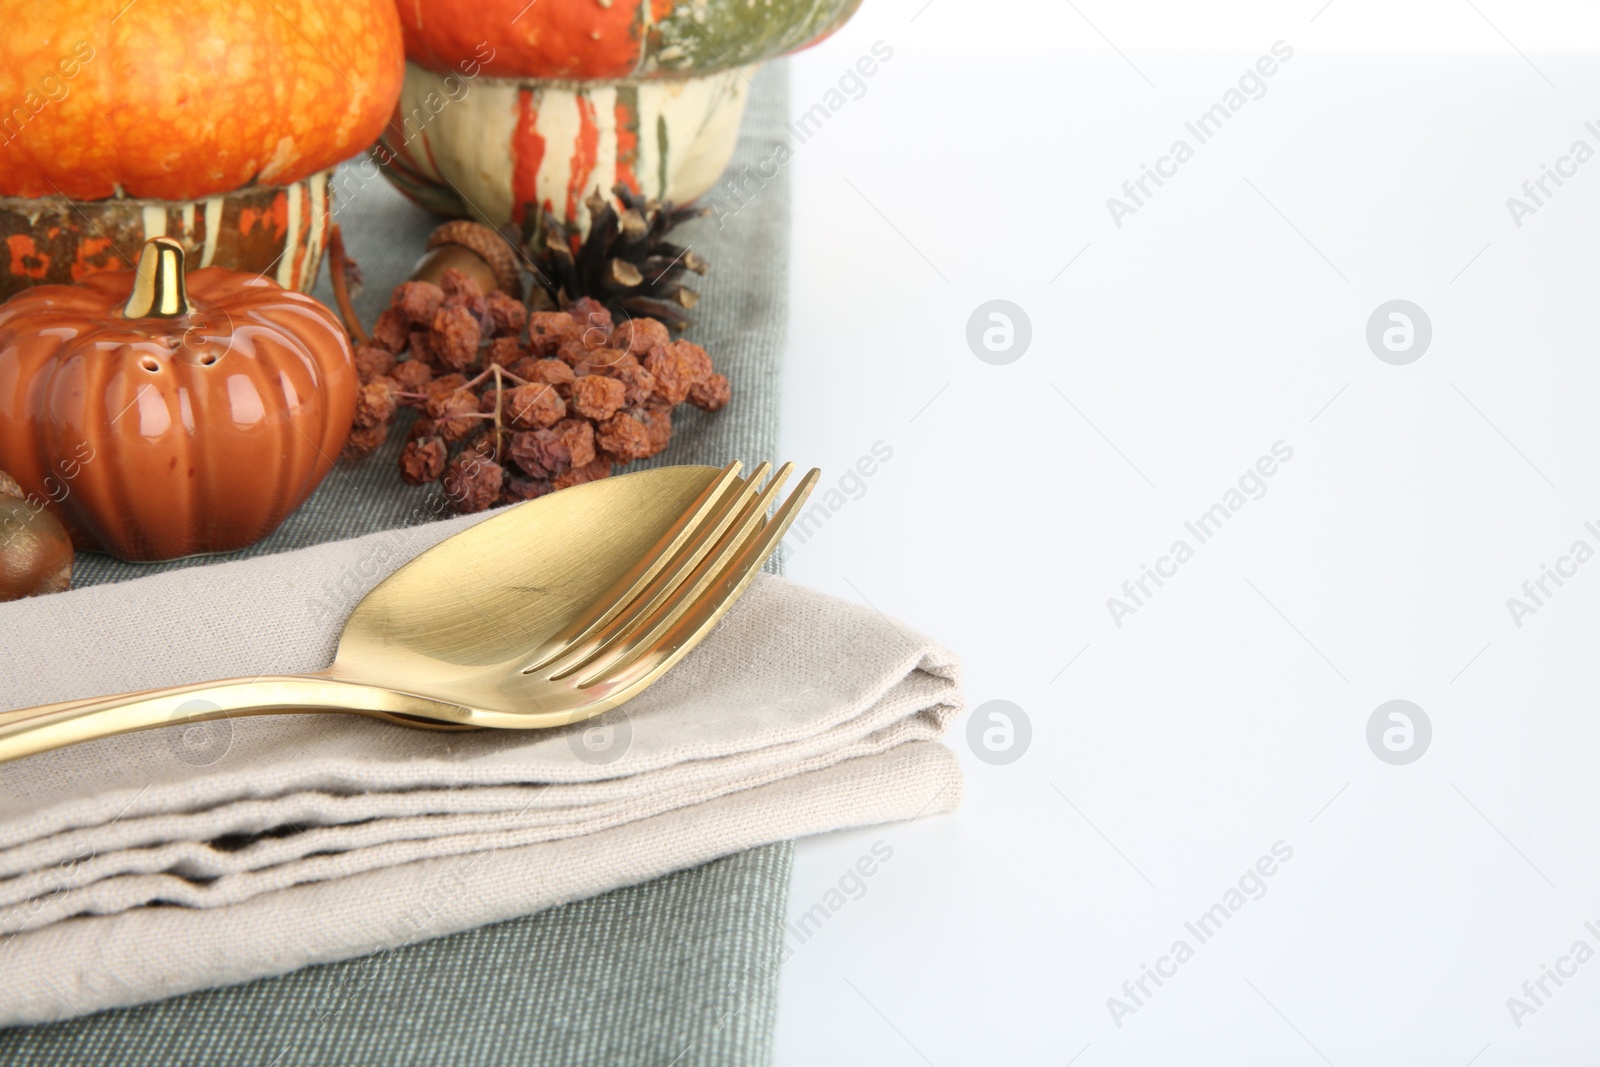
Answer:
(426, 221, 522, 299)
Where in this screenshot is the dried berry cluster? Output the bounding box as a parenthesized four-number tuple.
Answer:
(342, 268, 730, 513)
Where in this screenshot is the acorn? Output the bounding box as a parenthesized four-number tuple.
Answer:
(0, 471, 73, 601)
(410, 220, 523, 299)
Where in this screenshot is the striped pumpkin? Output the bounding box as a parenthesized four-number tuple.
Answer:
(380, 0, 861, 231)
(0, 172, 332, 302)
(379, 67, 749, 234)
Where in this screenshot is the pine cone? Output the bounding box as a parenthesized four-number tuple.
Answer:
(518, 183, 710, 333)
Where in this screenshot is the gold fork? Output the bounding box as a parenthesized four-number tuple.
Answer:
(0, 461, 818, 764)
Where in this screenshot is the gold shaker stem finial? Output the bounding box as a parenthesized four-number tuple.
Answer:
(123, 237, 192, 319)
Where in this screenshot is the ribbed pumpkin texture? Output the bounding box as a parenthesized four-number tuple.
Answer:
(0, 261, 357, 561)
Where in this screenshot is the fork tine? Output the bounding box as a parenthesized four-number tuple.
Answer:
(544, 462, 784, 681)
(570, 465, 819, 692)
(530, 461, 774, 675)
(519, 460, 745, 671)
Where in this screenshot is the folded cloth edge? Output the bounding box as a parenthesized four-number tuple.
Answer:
(0, 512, 961, 840)
(0, 707, 956, 931)
(0, 741, 962, 1027)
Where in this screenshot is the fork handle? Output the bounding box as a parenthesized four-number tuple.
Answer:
(0, 676, 475, 766)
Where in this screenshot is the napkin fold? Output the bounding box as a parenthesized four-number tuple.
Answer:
(0, 510, 962, 1027)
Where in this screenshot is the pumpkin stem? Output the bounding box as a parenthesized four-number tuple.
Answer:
(123, 237, 192, 319)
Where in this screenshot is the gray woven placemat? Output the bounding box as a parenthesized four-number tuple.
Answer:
(0, 64, 793, 1067)
(0, 847, 791, 1067)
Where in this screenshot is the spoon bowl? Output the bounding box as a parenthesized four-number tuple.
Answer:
(0, 460, 818, 763)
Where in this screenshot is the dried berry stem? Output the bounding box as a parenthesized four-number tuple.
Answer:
(328, 225, 368, 345)
(460, 364, 534, 393)
(490, 363, 505, 464)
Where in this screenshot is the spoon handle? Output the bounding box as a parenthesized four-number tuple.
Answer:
(0, 677, 473, 765)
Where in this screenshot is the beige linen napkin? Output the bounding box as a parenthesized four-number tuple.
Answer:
(0, 510, 962, 1027)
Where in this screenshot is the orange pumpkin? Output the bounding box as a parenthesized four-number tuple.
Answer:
(396, 0, 860, 80)
(0, 238, 357, 561)
(0, 0, 404, 202)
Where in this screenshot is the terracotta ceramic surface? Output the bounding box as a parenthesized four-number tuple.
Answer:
(0, 241, 356, 561)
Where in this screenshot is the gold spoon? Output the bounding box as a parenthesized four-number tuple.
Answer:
(0, 461, 817, 764)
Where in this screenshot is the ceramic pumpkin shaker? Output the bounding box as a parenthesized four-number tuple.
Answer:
(0, 237, 358, 561)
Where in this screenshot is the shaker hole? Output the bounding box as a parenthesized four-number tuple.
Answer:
(140, 357, 160, 372)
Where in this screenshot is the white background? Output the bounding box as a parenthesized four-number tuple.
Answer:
(775, 1, 1600, 1063)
